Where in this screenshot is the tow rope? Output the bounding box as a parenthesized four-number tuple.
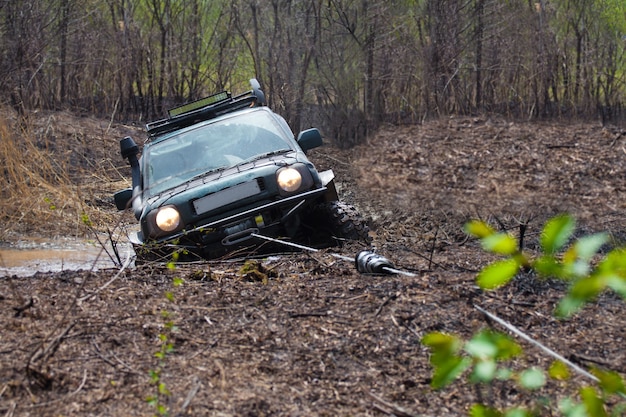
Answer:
(250, 233, 416, 277)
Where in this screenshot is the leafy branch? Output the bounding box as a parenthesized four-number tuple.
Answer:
(464, 214, 626, 317)
(146, 276, 183, 416)
(422, 214, 626, 416)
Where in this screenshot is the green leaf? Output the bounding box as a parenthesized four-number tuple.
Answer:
(606, 275, 626, 299)
(556, 295, 586, 318)
(572, 233, 609, 261)
(470, 359, 497, 383)
(580, 386, 607, 417)
(597, 248, 626, 275)
(465, 220, 496, 238)
(569, 276, 605, 300)
(548, 360, 570, 381)
(495, 368, 513, 381)
(559, 397, 587, 417)
(470, 403, 503, 417)
(490, 332, 522, 360)
(45, 197, 56, 210)
(430, 356, 472, 389)
(158, 382, 171, 396)
(534, 255, 565, 279)
(422, 332, 463, 363)
(173, 277, 184, 286)
(476, 259, 519, 290)
(465, 335, 498, 358)
(465, 330, 521, 360)
(149, 369, 160, 383)
(518, 368, 546, 390)
(81, 212, 93, 227)
(541, 214, 575, 255)
(563, 260, 591, 279)
(422, 332, 472, 388)
(481, 233, 519, 255)
(591, 368, 626, 395)
(504, 408, 530, 417)
(560, 233, 609, 280)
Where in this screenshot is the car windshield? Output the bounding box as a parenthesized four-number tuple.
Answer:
(144, 110, 293, 195)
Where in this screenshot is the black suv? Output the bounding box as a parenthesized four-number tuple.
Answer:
(114, 79, 370, 261)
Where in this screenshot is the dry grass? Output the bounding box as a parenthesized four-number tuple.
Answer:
(0, 107, 141, 241)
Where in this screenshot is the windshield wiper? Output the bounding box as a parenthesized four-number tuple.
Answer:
(185, 150, 292, 182)
(189, 166, 228, 182)
(240, 149, 291, 165)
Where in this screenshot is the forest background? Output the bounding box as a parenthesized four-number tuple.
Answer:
(1, 0, 626, 147)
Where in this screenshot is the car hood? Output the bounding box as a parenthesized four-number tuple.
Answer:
(143, 151, 311, 210)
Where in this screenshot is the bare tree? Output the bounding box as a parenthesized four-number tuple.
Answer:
(0, 0, 624, 133)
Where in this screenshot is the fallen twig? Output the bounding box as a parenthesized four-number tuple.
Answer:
(368, 391, 419, 417)
(180, 376, 202, 411)
(427, 227, 438, 270)
(374, 296, 390, 317)
(23, 370, 87, 410)
(29, 322, 76, 365)
(474, 305, 598, 382)
(288, 311, 329, 318)
(77, 248, 133, 302)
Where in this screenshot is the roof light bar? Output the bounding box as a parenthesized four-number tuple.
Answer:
(168, 91, 230, 118)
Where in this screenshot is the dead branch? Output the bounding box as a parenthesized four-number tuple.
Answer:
(368, 391, 419, 417)
(474, 305, 599, 383)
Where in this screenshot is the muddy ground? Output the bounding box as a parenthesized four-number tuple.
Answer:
(1, 114, 626, 416)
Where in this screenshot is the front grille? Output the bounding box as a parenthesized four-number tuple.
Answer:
(257, 177, 266, 191)
(193, 180, 262, 215)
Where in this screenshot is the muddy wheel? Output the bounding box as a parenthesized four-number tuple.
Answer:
(306, 201, 372, 246)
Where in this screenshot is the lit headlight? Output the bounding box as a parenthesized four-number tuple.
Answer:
(277, 167, 302, 192)
(155, 206, 181, 232)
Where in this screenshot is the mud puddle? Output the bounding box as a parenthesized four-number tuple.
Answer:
(0, 238, 129, 277)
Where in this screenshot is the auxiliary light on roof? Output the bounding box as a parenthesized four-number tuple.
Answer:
(168, 92, 230, 118)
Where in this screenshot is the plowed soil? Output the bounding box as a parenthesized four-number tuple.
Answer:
(2, 114, 626, 416)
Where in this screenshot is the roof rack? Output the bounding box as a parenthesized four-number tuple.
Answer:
(146, 78, 266, 139)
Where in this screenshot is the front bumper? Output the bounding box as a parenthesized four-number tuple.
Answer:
(134, 187, 328, 260)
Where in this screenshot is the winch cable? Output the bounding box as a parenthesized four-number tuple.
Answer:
(250, 233, 621, 394)
(250, 233, 416, 277)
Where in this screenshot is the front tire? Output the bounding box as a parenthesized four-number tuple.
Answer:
(304, 201, 372, 247)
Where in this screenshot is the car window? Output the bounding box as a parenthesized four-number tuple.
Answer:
(144, 110, 293, 195)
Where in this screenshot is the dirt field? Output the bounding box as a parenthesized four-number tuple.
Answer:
(1, 114, 626, 416)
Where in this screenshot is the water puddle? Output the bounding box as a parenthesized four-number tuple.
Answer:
(0, 238, 128, 277)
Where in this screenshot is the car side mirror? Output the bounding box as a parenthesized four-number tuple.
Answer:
(297, 128, 323, 153)
(114, 188, 133, 210)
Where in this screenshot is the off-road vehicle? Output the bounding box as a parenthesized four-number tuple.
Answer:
(114, 79, 370, 261)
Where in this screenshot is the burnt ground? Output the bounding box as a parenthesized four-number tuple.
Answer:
(2, 114, 626, 416)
